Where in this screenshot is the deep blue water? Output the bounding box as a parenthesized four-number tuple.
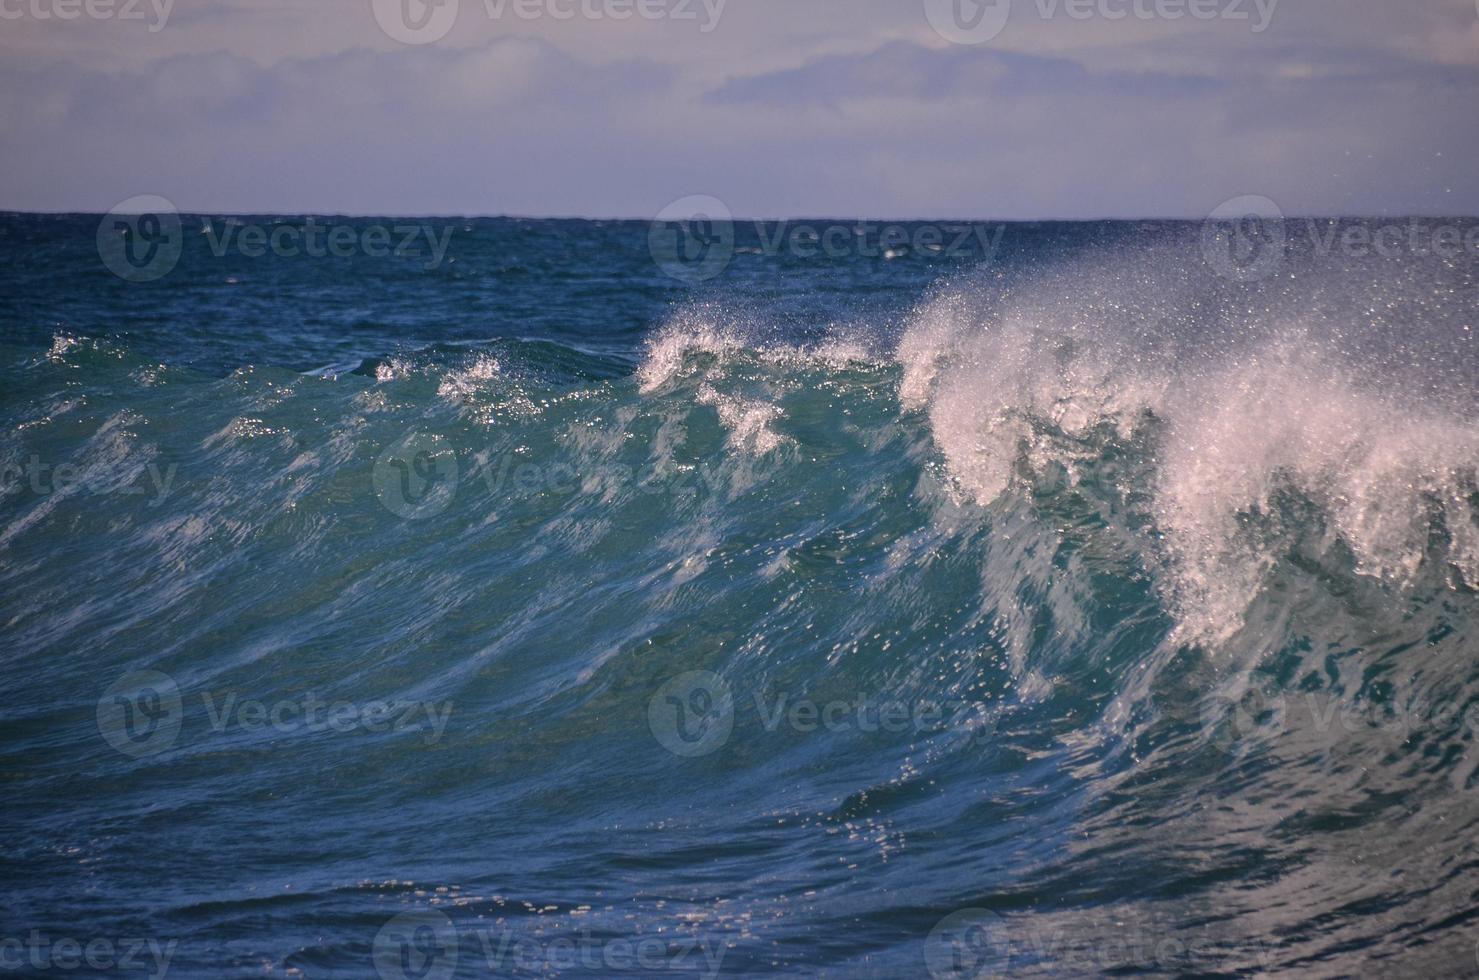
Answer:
(1, 212, 1477, 977)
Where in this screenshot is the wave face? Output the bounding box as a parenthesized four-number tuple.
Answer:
(1, 215, 1477, 976)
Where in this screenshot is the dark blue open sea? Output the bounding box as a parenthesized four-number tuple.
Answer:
(1, 212, 1477, 977)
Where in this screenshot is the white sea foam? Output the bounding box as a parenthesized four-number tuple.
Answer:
(636, 310, 747, 393)
(436, 354, 502, 403)
(897, 268, 1479, 644)
(374, 356, 412, 382)
(695, 384, 788, 455)
(637, 308, 875, 456)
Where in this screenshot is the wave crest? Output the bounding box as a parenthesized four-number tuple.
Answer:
(899, 263, 1479, 644)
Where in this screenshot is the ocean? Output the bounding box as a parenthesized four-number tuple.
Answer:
(1, 211, 1476, 976)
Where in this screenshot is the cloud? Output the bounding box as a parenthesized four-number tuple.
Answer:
(1, 0, 1478, 217)
(706, 40, 1228, 107)
(684, 34, 1479, 218)
(0, 37, 677, 214)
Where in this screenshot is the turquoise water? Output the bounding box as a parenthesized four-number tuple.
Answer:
(1, 213, 1477, 976)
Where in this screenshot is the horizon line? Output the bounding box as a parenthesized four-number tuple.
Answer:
(7, 208, 1479, 223)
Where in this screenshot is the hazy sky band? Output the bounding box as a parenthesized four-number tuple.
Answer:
(2, 0, 1478, 217)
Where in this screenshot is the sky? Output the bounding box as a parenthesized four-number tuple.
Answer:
(2, 0, 1478, 218)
